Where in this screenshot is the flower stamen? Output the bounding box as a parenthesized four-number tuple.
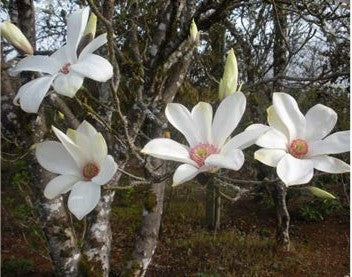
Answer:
(82, 162, 100, 180)
(289, 139, 308, 159)
(59, 63, 71, 74)
(190, 143, 219, 167)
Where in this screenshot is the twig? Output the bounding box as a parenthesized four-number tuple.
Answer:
(116, 166, 147, 182)
(49, 93, 80, 128)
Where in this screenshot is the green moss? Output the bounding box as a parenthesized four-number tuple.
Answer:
(177, 81, 217, 106)
(78, 255, 104, 277)
(143, 191, 157, 212)
(120, 260, 141, 277)
(12, 204, 32, 220)
(1, 258, 34, 275)
(11, 160, 30, 189)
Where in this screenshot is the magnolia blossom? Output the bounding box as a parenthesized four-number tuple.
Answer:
(142, 93, 269, 186)
(254, 92, 350, 186)
(35, 121, 117, 220)
(11, 7, 113, 113)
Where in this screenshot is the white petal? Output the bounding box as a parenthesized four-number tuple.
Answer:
(44, 175, 80, 199)
(212, 92, 246, 147)
(267, 105, 289, 138)
(305, 104, 337, 141)
(273, 93, 306, 140)
(254, 148, 286, 167)
(71, 54, 113, 82)
(256, 129, 288, 149)
(92, 155, 117, 185)
(289, 169, 314, 186)
(90, 133, 108, 163)
(14, 76, 54, 113)
(172, 164, 200, 186)
(222, 124, 270, 153)
(10, 55, 59, 76)
(66, 7, 90, 62)
(205, 149, 244, 171)
(52, 126, 87, 167)
(309, 131, 350, 156)
(51, 45, 70, 64)
(77, 120, 98, 137)
(165, 103, 199, 147)
(277, 153, 314, 186)
(68, 181, 100, 220)
(69, 129, 107, 164)
(52, 72, 84, 97)
(141, 138, 197, 166)
(191, 102, 213, 143)
(79, 33, 108, 60)
(311, 155, 350, 174)
(36, 141, 80, 176)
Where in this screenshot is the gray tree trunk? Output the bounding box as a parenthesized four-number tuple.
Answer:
(272, 2, 290, 250)
(80, 189, 115, 276)
(127, 179, 166, 277)
(272, 182, 290, 251)
(31, 111, 81, 276)
(12, 0, 82, 274)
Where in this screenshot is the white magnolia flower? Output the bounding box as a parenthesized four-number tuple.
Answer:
(142, 93, 269, 186)
(254, 92, 350, 186)
(11, 7, 113, 113)
(35, 121, 117, 220)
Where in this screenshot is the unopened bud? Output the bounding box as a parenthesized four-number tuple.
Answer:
(0, 21, 34, 55)
(163, 130, 171, 138)
(83, 13, 97, 38)
(218, 48, 238, 100)
(57, 111, 65, 120)
(77, 13, 97, 55)
(306, 186, 336, 199)
(189, 19, 199, 42)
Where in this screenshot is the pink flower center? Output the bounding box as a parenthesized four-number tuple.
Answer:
(189, 143, 219, 167)
(82, 162, 100, 180)
(59, 63, 71, 74)
(289, 139, 308, 158)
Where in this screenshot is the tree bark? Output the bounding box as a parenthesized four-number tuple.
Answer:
(272, 182, 290, 251)
(127, 179, 166, 277)
(79, 78, 123, 276)
(12, 0, 81, 274)
(80, 189, 115, 277)
(126, 120, 167, 276)
(31, 111, 81, 276)
(272, 2, 290, 250)
(272, 1, 288, 91)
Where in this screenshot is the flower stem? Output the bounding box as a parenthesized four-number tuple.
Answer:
(205, 179, 221, 231)
(272, 182, 290, 251)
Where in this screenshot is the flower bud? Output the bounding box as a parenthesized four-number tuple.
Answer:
(189, 19, 199, 42)
(77, 13, 97, 55)
(57, 111, 65, 120)
(83, 13, 97, 39)
(0, 21, 33, 55)
(218, 48, 238, 100)
(306, 186, 336, 199)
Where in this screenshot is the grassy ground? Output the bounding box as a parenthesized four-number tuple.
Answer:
(1, 160, 350, 276)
